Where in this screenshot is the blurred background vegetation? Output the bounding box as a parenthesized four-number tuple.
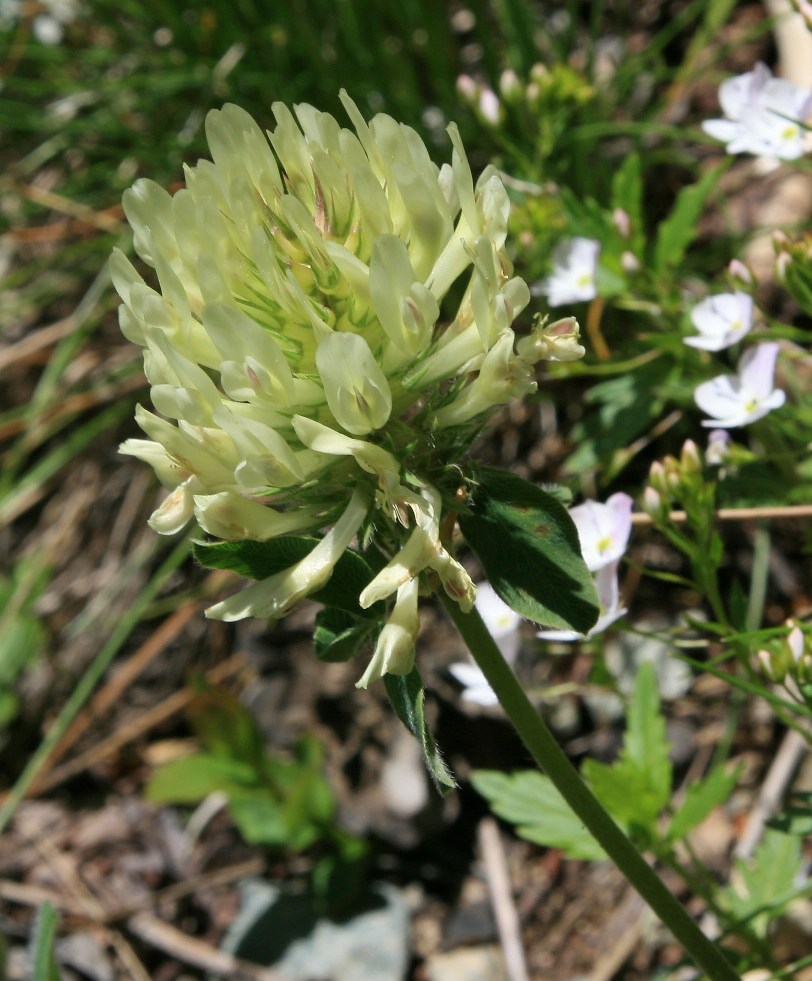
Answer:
(2, 1, 812, 978)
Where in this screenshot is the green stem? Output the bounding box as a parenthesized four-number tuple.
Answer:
(441, 594, 739, 981)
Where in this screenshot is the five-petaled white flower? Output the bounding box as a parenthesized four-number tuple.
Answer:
(569, 492, 634, 573)
(449, 582, 522, 705)
(533, 237, 600, 307)
(684, 291, 753, 351)
(702, 62, 812, 160)
(694, 342, 786, 428)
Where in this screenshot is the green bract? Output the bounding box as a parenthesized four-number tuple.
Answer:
(113, 92, 582, 684)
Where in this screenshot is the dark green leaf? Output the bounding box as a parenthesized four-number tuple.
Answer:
(193, 537, 384, 619)
(384, 667, 457, 794)
(314, 607, 377, 663)
(669, 764, 742, 841)
(459, 467, 598, 632)
(472, 770, 604, 860)
(653, 164, 724, 273)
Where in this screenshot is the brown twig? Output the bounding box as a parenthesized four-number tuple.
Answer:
(3, 180, 125, 234)
(478, 817, 530, 981)
(734, 726, 810, 860)
(631, 504, 812, 526)
(127, 913, 284, 980)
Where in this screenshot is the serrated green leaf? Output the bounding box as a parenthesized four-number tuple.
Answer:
(721, 829, 803, 937)
(30, 902, 60, 981)
(472, 770, 605, 860)
(668, 765, 740, 841)
(459, 468, 598, 632)
(384, 667, 456, 794)
(653, 164, 724, 273)
(193, 537, 384, 619)
(580, 665, 671, 839)
(623, 662, 671, 803)
(582, 758, 664, 840)
(314, 607, 377, 663)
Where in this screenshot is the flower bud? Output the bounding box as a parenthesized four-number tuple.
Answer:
(612, 208, 631, 239)
(477, 88, 501, 126)
(499, 69, 521, 102)
(648, 461, 668, 496)
(727, 258, 753, 287)
(680, 439, 702, 475)
(642, 485, 664, 519)
(706, 429, 731, 466)
(620, 250, 641, 274)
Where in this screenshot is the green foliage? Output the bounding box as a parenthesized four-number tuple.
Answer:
(29, 902, 61, 981)
(667, 764, 742, 842)
(471, 769, 605, 860)
(475, 663, 739, 857)
(652, 164, 726, 274)
(582, 663, 671, 841)
(719, 830, 805, 938)
(146, 682, 344, 852)
(384, 667, 456, 795)
(459, 467, 599, 632)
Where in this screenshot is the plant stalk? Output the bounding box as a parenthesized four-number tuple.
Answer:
(442, 594, 739, 981)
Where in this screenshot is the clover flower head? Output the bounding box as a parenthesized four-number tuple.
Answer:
(538, 561, 626, 642)
(569, 492, 633, 572)
(533, 237, 600, 307)
(694, 342, 786, 428)
(702, 62, 812, 160)
(113, 94, 572, 685)
(685, 291, 753, 351)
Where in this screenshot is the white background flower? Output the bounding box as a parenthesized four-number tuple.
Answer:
(685, 291, 753, 351)
(569, 492, 634, 572)
(702, 62, 812, 160)
(694, 342, 786, 428)
(533, 237, 600, 306)
(449, 582, 521, 705)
